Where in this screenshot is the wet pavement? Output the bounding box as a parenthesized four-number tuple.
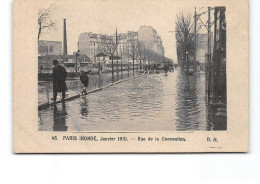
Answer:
(38, 69, 219, 131)
(38, 72, 130, 104)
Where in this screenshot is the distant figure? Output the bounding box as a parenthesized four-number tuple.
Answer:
(52, 59, 67, 102)
(164, 64, 169, 74)
(80, 70, 91, 95)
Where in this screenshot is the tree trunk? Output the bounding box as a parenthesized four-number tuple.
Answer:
(112, 57, 114, 76)
(132, 57, 134, 76)
(38, 28, 41, 40)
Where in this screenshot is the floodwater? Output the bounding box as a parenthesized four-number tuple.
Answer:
(38, 69, 211, 131)
(38, 72, 129, 104)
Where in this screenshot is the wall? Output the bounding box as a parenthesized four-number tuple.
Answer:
(38, 40, 62, 56)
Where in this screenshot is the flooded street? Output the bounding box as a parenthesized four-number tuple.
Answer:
(38, 69, 211, 131)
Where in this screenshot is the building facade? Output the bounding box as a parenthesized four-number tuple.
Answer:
(211, 6, 226, 103)
(38, 54, 90, 74)
(38, 40, 62, 56)
(78, 26, 164, 64)
(196, 33, 214, 64)
(138, 26, 164, 56)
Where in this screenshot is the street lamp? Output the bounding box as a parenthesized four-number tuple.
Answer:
(76, 50, 80, 75)
(185, 51, 188, 63)
(75, 42, 80, 75)
(186, 51, 189, 74)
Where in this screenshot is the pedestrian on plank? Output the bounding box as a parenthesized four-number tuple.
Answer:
(52, 59, 67, 102)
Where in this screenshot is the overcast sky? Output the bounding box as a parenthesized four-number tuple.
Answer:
(40, 0, 209, 62)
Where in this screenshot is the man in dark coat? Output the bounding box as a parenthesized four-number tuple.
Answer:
(52, 59, 67, 102)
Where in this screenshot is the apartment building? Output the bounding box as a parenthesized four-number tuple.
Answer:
(78, 26, 164, 64)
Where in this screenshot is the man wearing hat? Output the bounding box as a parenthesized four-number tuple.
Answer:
(52, 59, 67, 102)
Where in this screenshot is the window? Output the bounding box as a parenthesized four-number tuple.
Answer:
(38, 46, 48, 53)
(49, 46, 53, 52)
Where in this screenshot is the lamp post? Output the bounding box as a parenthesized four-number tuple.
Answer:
(75, 42, 81, 76)
(98, 45, 101, 75)
(194, 7, 197, 64)
(121, 52, 123, 76)
(186, 51, 189, 74)
(116, 28, 119, 75)
(76, 50, 80, 75)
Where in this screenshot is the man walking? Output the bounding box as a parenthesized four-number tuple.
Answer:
(52, 59, 67, 102)
(80, 70, 91, 95)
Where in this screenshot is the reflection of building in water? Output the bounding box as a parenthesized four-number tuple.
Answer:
(53, 102, 68, 131)
(175, 71, 208, 131)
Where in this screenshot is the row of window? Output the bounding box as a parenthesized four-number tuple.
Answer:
(38, 45, 54, 53)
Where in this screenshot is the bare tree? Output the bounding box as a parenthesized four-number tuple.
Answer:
(175, 12, 195, 64)
(136, 41, 145, 70)
(38, 8, 56, 40)
(128, 40, 137, 75)
(105, 37, 117, 76)
(145, 49, 154, 70)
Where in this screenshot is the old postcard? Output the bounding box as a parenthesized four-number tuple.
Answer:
(13, 0, 248, 153)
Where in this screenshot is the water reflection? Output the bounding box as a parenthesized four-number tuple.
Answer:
(79, 96, 89, 118)
(39, 69, 209, 131)
(175, 71, 207, 131)
(207, 105, 227, 130)
(38, 72, 136, 104)
(53, 102, 68, 131)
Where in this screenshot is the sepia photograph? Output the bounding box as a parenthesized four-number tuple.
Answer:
(37, 3, 227, 132)
(5, 0, 260, 183)
(13, 0, 248, 153)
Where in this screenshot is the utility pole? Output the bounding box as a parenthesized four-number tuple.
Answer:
(121, 52, 123, 76)
(116, 28, 119, 75)
(98, 45, 101, 75)
(75, 42, 80, 75)
(128, 53, 129, 76)
(186, 51, 189, 74)
(148, 51, 150, 71)
(132, 45, 135, 76)
(207, 7, 211, 103)
(192, 7, 215, 103)
(63, 19, 68, 57)
(194, 7, 197, 65)
(143, 45, 145, 71)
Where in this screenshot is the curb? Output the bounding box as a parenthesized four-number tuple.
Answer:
(38, 76, 139, 110)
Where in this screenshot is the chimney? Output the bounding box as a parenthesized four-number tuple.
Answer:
(63, 19, 68, 56)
